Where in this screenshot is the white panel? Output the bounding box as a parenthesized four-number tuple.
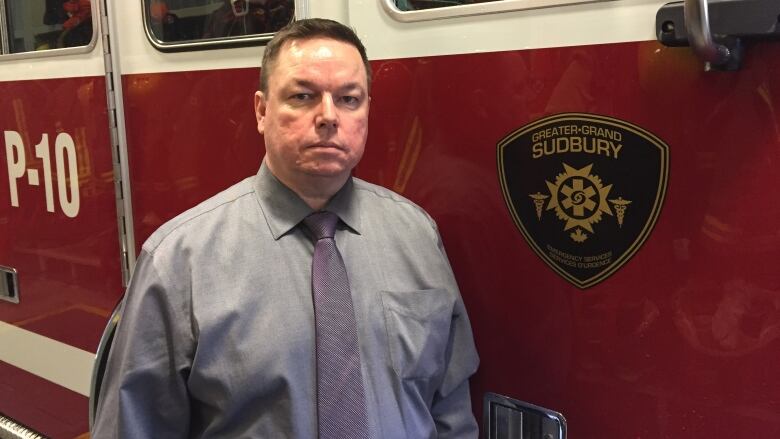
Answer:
(0, 320, 93, 396)
(350, 0, 668, 61)
(0, 51, 105, 81)
(111, 0, 667, 74)
(0, 0, 673, 79)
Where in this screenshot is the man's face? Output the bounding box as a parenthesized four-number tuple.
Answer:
(254, 37, 369, 193)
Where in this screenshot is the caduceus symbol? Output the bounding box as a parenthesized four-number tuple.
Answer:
(529, 192, 550, 220)
(609, 197, 632, 227)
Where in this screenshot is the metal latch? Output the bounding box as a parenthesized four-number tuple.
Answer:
(484, 393, 566, 439)
(656, 0, 780, 70)
(0, 266, 19, 304)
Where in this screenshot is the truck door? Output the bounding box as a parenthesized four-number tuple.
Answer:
(0, 1, 124, 437)
(354, 0, 780, 437)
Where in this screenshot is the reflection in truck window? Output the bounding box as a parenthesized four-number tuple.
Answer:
(395, 0, 504, 11)
(147, 0, 294, 44)
(4, 0, 93, 53)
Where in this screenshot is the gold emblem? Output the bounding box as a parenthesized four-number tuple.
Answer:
(532, 163, 632, 243)
(498, 113, 669, 289)
(528, 192, 549, 220)
(609, 197, 632, 227)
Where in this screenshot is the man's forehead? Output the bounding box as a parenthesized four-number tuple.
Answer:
(287, 39, 336, 60)
(268, 38, 366, 90)
(279, 37, 361, 64)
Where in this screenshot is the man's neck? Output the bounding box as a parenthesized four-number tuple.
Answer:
(267, 165, 349, 211)
(298, 192, 333, 211)
(296, 175, 349, 210)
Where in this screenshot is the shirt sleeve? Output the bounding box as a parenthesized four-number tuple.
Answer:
(430, 223, 481, 438)
(91, 249, 195, 438)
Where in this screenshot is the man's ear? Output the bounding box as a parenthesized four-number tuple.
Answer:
(254, 91, 267, 135)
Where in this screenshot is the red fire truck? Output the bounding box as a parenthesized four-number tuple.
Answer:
(1, 0, 779, 437)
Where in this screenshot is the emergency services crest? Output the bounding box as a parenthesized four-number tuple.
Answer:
(498, 113, 669, 289)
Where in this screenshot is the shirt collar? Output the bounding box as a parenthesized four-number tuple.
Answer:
(253, 160, 362, 240)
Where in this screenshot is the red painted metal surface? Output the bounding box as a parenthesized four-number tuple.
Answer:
(0, 76, 123, 437)
(0, 76, 122, 346)
(0, 360, 88, 438)
(122, 69, 264, 252)
(125, 40, 780, 437)
(364, 41, 780, 438)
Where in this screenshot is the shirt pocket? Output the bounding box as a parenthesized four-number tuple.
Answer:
(380, 289, 455, 380)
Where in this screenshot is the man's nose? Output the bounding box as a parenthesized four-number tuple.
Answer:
(316, 94, 338, 129)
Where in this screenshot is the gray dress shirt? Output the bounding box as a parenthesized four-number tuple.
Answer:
(92, 162, 480, 438)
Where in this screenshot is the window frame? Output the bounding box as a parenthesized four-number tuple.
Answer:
(141, 0, 297, 52)
(381, 0, 614, 22)
(0, 0, 99, 61)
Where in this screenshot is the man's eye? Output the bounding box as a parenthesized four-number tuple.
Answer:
(291, 93, 312, 101)
(341, 96, 360, 106)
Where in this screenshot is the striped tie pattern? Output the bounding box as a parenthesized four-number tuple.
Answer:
(303, 211, 370, 439)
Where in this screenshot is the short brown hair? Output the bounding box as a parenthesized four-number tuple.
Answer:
(259, 18, 371, 94)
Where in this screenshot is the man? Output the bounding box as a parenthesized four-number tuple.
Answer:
(93, 18, 479, 438)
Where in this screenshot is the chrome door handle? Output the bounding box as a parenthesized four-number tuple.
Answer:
(684, 0, 731, 67)
(0, 265, 19, 304)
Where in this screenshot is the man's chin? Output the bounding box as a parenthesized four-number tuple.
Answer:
(301, 163, 354, 179)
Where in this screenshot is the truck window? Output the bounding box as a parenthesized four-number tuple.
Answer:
(3, 0, 95, 53)
(144, 0, 294, 48)
(385, 0, 607, 21)
(394, 0, 503, 10)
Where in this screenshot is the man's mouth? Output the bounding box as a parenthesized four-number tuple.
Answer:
(308, 142, 342, 151)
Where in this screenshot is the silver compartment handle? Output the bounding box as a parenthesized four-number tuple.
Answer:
(0, 266, 19, 304)
(684, 0, 731, 66)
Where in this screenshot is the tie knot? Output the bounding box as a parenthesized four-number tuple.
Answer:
(303, 211, 339, 240)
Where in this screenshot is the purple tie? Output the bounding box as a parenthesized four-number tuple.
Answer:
(303, 211, 370, 439)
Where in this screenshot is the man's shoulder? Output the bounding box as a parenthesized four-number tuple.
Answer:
(352, 177, 434, 225)
(142, 176, 256, 253)
(353, 177, 420, 207)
